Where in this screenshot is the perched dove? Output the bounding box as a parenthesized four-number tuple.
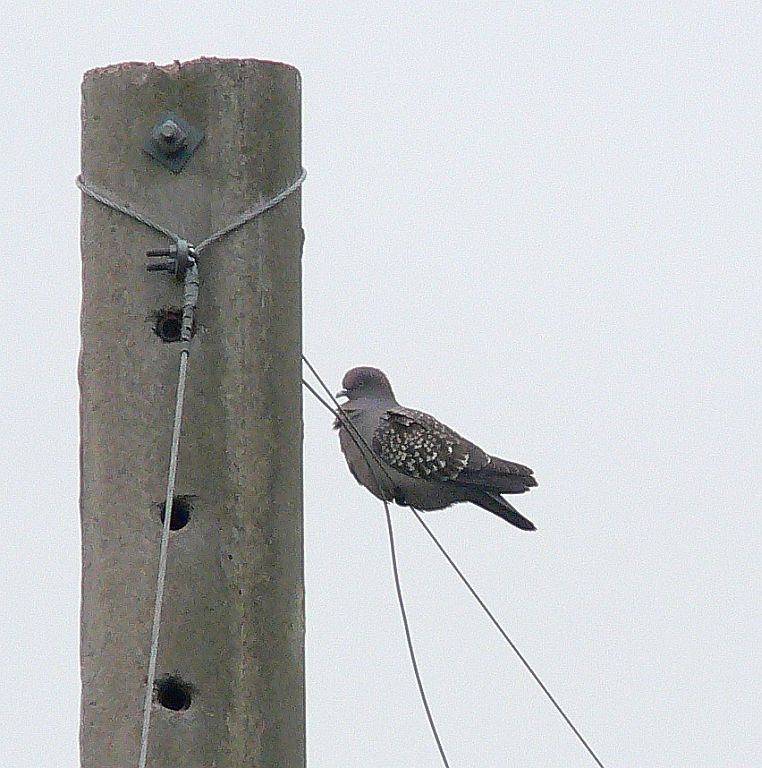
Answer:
(334, 366, 537, 530)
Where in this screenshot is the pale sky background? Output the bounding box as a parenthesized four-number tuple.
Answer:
(3, 3, 762, 767)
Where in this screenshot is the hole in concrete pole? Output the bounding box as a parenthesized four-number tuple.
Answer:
(155, 675, 193, 711)
(152, 307, 197, 343)
(158, 496, 192, 530)
(153, 308, 183, 342)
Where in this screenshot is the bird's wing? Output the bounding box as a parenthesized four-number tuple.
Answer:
(373, 406, 537, 492)
(372, 406, 487, 481)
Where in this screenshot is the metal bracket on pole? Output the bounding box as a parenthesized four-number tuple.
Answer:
(143, 112, 204, 173)
(146, 240, 195, 280)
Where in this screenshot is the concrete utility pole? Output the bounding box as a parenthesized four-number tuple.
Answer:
(79, 59, 304, 767)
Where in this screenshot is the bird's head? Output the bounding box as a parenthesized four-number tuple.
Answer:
(337, 366, 396, 402)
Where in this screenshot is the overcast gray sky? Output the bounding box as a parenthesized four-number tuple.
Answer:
(3, 3, 762, 766)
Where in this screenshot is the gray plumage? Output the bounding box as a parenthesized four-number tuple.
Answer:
(334, 366, 537, 531)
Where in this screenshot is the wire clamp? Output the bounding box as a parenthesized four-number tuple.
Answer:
(146, 240, 195, 280)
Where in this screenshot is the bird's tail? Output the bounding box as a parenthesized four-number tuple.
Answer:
(459, 456, 537, 494)
(470, 490, 536, 531)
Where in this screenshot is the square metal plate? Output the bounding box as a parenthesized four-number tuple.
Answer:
(143, 112, 204, 173)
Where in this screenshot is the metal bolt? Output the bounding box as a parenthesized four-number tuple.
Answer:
(151, 120, 187, 154)
(143, 113, 203, 172)
(160, 120, 179, 139)
(146, 240, 194, 280)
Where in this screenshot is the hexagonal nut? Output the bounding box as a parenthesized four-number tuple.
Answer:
(151, 120, 188, 154)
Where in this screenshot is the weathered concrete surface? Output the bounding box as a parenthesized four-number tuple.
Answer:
(79, 59, 303, 767)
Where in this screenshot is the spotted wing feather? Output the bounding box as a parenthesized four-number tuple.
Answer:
(372, 407, 488, 481)
(373, 406, 537, 494)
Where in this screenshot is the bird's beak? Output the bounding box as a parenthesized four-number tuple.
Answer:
(335, 389, 348, 400)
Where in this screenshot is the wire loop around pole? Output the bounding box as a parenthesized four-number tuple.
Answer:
(76, 168, 306, 255)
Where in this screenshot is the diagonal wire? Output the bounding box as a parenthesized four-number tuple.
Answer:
(76, 175, 182, 243)
(301, 355, 608, 768)
(196, 169, 306, 252)
(409, 508, 606, 768)
(137, 261, 198, 768)
(301, 366, 451, 768)
(382, 494, 451, 768)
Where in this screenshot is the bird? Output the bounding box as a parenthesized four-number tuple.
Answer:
(334, 366, 537, 530)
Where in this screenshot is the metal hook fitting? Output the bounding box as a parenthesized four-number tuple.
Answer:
(146, 240, 195, 280)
